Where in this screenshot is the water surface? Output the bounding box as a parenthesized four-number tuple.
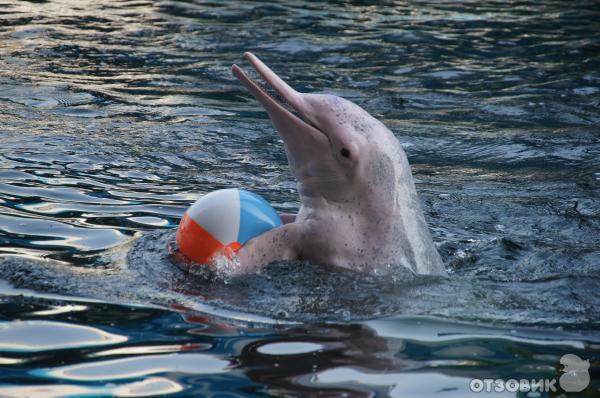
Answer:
(0, 0, 599, 396)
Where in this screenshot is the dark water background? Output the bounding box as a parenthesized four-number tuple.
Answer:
(1, 0, 599, 396)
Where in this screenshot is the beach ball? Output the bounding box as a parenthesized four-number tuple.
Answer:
(176, 189, 282, 265)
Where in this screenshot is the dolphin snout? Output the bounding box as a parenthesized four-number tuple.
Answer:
(242, 52, 304, 112)
(232, 53, 330, 147)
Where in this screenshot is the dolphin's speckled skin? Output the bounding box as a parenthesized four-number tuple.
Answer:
(232, 53, 445, 275)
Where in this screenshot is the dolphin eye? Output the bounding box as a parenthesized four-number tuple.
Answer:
(340, 148, 351, 158)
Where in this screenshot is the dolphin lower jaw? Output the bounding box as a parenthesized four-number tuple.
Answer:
(231, 60, 334, 177)
(232, 54, 328, 141)
(240, 52, 315, 128)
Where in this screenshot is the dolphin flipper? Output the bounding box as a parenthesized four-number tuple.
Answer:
(237, 223, 301, 271)
(279, 213, 296, 225)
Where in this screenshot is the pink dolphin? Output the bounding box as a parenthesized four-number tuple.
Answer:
(232, 53, 445, 275)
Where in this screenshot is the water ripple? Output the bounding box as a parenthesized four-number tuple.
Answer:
(0, 1, 599, 395)
(35, 352, 231, 381)
(0, 320, 127, 352)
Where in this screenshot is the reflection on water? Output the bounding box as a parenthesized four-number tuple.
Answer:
(0, 320, 127, 352)
(36, 353, 231, 381)
(0, 0, 599, 396)
(0, 290, 597, 397)
(0, 378, 184, 398)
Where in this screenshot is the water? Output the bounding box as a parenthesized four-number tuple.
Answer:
(1, 0, 599, 396)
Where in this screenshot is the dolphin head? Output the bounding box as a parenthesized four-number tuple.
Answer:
(232, 52, 400, 205)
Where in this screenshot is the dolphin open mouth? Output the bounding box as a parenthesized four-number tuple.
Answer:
(231, 52, 328, 142)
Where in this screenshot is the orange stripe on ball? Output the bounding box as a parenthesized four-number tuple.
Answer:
(227, 242, 242, 252)
(176, 213, 224, 265)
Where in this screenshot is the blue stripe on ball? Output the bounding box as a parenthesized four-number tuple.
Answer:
(237, 190, 282, 245)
